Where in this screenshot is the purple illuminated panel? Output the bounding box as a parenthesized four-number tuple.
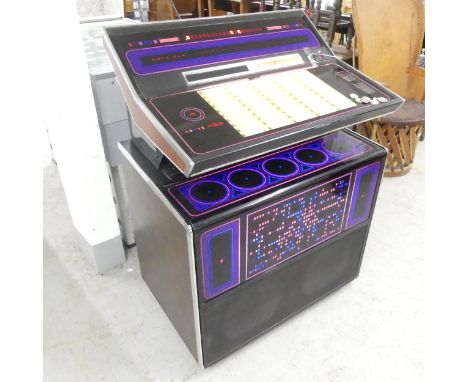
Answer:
(246, 174, 352, 279)
(346, 162, 380, 229)
(168, 131, 372, 217)
(126, 29, 319, 75)
(201, 219, 240, 299)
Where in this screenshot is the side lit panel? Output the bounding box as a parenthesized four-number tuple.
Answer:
(346, 162, 380, 229)
(201, 219, 240, 299)
(246, 174, 351, 279)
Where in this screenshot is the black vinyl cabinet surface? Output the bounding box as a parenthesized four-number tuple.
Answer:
(119, 129, 386, 366)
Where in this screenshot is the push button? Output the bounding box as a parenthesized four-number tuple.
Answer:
(180, 107, 205, 122)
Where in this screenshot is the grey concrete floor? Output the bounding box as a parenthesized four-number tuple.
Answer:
(44, 144, 424, 382)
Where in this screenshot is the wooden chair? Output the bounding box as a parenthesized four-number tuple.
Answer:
(309, 0, 355, 63)
(311, 1, 349, 42)
(312, 8, 338, 46)
(352, 0, 425, 177)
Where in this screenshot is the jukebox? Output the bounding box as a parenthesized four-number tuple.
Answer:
(103, 10, 403, 367)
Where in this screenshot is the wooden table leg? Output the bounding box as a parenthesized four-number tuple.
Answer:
(346, 23, 354, 49)
(208, 0, 214, 16)
(198, 0, 203, 17)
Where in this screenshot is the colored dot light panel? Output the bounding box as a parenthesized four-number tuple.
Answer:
(246, 174, 350, 279)
(199, 162, 381, 300)
(167, 131, 372, 218)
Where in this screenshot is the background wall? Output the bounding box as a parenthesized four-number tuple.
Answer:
(42, 0, 126, 272)
(75, 0, 122, 17)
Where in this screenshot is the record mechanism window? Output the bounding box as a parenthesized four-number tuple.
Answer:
(198, 69, 356, 137)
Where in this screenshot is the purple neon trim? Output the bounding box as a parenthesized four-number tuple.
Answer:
(188, 180, 230, 205)
(245, 173, 352, 280)
(261, 158, 299, 178)
(205, 227, 235, 296)
(292, 148, 329, 166)
(345, 162, 380, 229)
(200, 219, 240, 299)
(126, 29, 320, 76)
(168, 133, 373, 217)
(227, 168, 267, 191)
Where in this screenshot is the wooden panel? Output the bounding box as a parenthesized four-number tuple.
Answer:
(173, 0, 198, 14)
(124, 0, 134, 13)
(355, 121, 423, 177)
(148, 0, 197, 20)
(398, 127, 412, 164)
(207, 0, 228, 16)
(352, 0, 425, 98)
(406, 66, 425, 103)
(148, 0, 176, 20)
(198, 0, 204, 16)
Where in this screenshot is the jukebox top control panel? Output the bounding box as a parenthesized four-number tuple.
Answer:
(103, 10, 403, 176)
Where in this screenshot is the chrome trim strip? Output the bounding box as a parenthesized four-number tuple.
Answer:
(185, 226, 205, 368)
(182, 53, 305, 86)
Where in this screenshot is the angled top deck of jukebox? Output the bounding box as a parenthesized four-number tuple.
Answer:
(103, 10, 402, 177)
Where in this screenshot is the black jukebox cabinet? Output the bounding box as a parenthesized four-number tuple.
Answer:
(104, 10, 402, 367)
(119, 130, 386, 366)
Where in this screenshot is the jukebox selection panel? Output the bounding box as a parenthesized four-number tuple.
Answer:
(198, 161, 381, 300)
(168, 130, 372, 217)
(149, 64, 390, 155)
(197, 69, 356, 137)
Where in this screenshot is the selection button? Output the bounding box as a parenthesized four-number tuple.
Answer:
(180, 107, 205, 122)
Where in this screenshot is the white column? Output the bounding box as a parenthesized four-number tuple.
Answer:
(42, 0, 125, 272)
